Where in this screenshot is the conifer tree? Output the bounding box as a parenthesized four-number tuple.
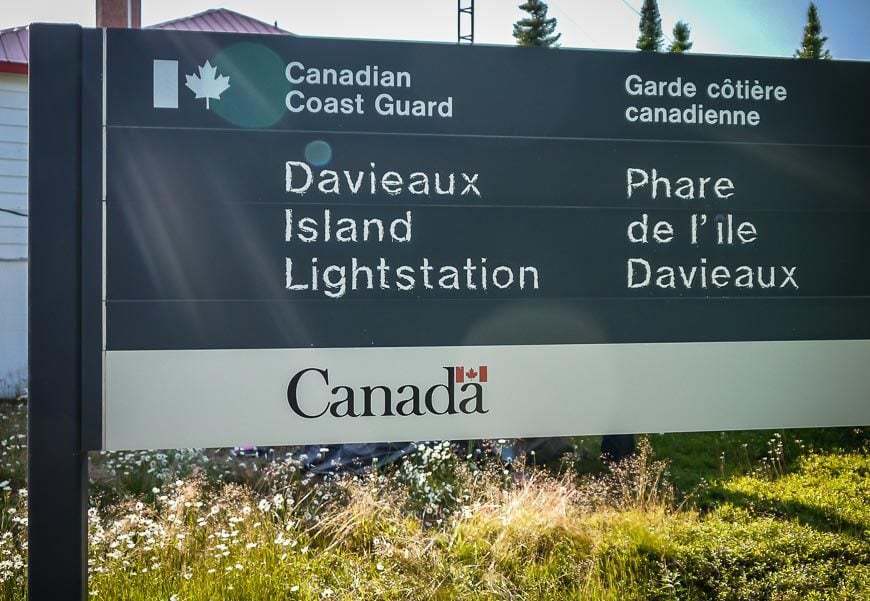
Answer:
(795, 2, 831, 59)
(636, 0, 663, 52)
(513, 0, 561, 47)
(668, 21, 693, 53)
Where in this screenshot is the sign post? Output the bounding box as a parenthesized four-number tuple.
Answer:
(29, 24, 870, 597)
(28, 24, 92, 599)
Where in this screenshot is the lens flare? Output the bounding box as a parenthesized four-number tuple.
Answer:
(304, 140, 333, 167)
(211, 42, 288, 128)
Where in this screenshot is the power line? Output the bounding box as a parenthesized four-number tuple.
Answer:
(619, 0, 641, 17)
(548, 1, 600, 46)
(0, 208, 27, 217)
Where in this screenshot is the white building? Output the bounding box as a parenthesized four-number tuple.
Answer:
(0, 27, 27, 397)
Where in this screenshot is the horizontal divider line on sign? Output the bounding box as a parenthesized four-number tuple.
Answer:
(103, 125, 870, 150)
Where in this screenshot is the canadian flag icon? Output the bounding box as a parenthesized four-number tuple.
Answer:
(455, 365, 488, 384)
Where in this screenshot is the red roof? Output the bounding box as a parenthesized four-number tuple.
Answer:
(0, 8, 291, 73)
(0, 27, 28, 74)
(148, 8, 290, 35)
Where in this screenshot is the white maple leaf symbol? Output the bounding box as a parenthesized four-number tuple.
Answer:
(184, 60, 230, 110)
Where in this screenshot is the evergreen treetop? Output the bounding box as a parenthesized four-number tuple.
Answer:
(513, 0, 561, 47)
(668, 21, 693, 53)
(796, 2, 831, 59)
(636, 0, 663, 52)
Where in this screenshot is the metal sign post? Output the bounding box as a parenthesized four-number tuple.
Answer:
(28, 24, 91, 599)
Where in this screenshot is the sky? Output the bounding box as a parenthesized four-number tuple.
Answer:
(2, 0, 869, 60)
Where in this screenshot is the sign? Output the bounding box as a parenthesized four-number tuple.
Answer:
(25, 24, 870, 597)
(38, 27, 870, 451)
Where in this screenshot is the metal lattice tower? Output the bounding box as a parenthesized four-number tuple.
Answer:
(458, 0, 474, 44)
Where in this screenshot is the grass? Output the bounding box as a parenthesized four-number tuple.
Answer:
(0, 400, 867, 600)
